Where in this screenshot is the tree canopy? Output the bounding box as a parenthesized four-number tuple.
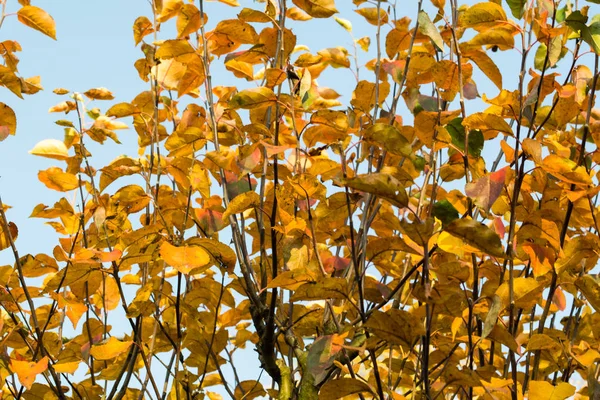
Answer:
(2, 0, 600, 399)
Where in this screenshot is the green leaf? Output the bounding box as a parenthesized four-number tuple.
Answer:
(432, 200, 459, 226)
(418, 11, 444, 51)
(446, 118, 484, 158)
(504, 0, 526, 19)
(565, 11, 600, 54)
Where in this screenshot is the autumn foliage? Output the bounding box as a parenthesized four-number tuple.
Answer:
(2, 0, 600, 398)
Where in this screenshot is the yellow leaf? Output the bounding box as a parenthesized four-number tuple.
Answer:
(38, 167, 79, 192)
(222, 191, 260, 220)
(356, 36, 370, 52)
(155, 39, 195, 59)
(528, 381, 575, 400)
(17, 6, 56, 40)
(217, 0, 240, 5)
(160, 241, 211, 274)
(496, 277, 544, 309)
(29, 139, 69, 160)
(541, 154, 592, 186)
(292, 0, 337, 18)
(458, 2, 507, 31)
(53, 361, 80, 374)
(334, 17, 352, 32)
(0, 103, 16, 141)
(90, 337, 133, 360)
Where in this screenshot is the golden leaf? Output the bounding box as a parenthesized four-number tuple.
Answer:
(160, 240, 212, 274)
(11, 356, 49, 390)
(90, 337, 133, 360)
(17, 6, 56, 40)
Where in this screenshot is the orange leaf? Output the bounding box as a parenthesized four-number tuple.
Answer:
(11, 356, 49, 390)
(38, 167, 79, 192)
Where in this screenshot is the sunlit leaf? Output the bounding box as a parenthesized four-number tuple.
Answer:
(355, 7, 388, 26)
(528, 381, 575, 400)
(0, 102, 16, 141)
(11, 356, 48, 390)
(229, 87, 277, 109)
(38, 167, 79, 192)
(292, 0, 337, 18)
(17, 6, 56, 40)
(29, 139, 69, 160)
(0, 221, 18, 251)
(90, 337, 133, 360)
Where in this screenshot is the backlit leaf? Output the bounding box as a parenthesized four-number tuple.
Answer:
(90, 337, 133, 360)
(222, 191, 260, 220)
(528, 381, 575, 400)
(11, 356, 48, 390)
(177, 4, 202, 38)
(29, 139, 69, 160)
(465, 167, 507, 211)
(160, 240, 212, 274)
(0, 221, 18, 251)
